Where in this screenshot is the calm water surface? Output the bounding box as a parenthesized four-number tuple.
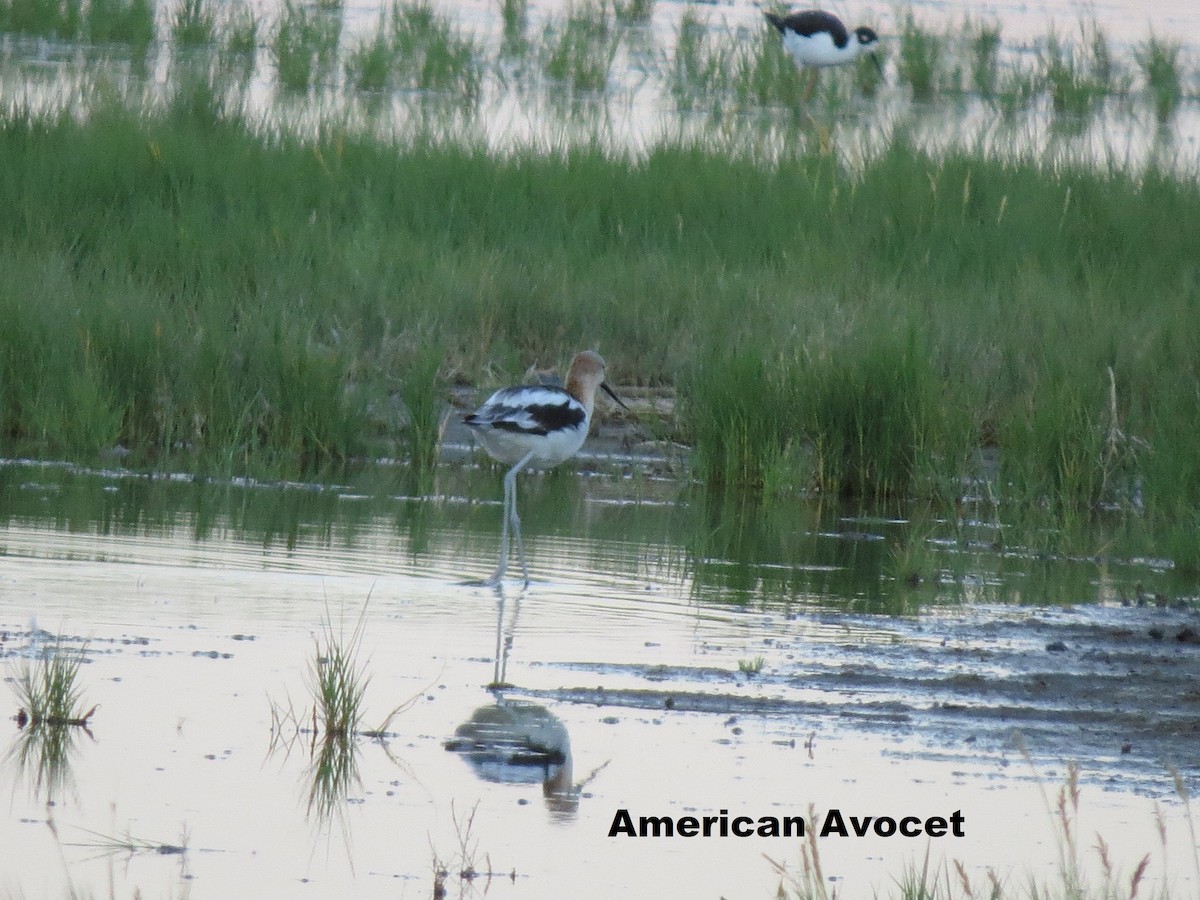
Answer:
(3, 0, 1200, 167)
(1, 458, 1198, 898)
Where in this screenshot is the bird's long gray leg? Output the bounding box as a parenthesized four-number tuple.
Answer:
(484, 451, 534, 588)
(506, 452, 534, 587)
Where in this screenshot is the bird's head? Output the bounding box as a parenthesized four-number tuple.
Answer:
(854, 26, 883, 74)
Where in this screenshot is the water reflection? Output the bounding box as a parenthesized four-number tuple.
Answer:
(305, 732, 361, 826)
(445, 699, 577, 819)
(0, 458, 1191, 609)
(8, 719, 93, 804)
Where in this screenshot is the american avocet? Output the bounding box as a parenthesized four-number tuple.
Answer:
(764, 9, 881, 101)
(465, 350, 628, 588)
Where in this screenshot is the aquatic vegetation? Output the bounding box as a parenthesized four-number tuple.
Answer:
(497, 0, 527, 56)
(221, 3, 258, 56)
(272, 0, 341, 91)
(965, 19, 1002, 98)
(667, 9, 728, 109)
(171, 0, 214, 47)
(680, 345, 797, 492)
(1136, 35, 1184, 123)
(737, 655, 765, 676)
(897, 16, 943, 101)
(11, 638, 96, 729)
(0, 5, 1196, 576)
(401, 338, 447, 479)
(1040, 27, 1110, 121)
(540, 1, 620, 94)
(310, 609, 370, 738)
(0, 0, 82, 38)
(9, 635, 96, 802)
(85, 0, 154, 47)
(769, 764, 1198, 899)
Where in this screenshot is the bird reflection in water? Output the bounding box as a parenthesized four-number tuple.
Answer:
(446, 592, 607, 818)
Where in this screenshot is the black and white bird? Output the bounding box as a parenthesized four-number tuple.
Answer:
(764, 9, 881, 100)
(464, 350, 628, 588)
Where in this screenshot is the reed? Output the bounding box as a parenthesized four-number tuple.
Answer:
(1, 101, 1198, 527)
(897, 15, 942, 101)
(1040, 28, 1108, 120)
(1136, 35, 1184, 123)
(497, 0, 527, 55)
(12, 638, 96, 728)
(966, 19, 1002, 98)
(272, 0, 341, 91)
(541, 1, 619, 94)
(171, 0, 214, 47)
(85, 0, 154, 47)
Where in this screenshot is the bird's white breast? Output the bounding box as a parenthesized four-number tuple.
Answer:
(782, 29, 857, 68)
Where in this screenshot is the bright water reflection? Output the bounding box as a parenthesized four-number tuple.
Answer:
(2, 0, 1200, 170)
(0, 459, 1198, 897)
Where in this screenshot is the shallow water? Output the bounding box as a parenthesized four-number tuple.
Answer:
(1, 457, 1198, 898)
(3, 0, 1200, 171)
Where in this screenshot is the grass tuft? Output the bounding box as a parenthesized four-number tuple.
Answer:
(541, 1, 619, 94)
(171, 0, 214, 47)
(1136, 35, 1183, 123)
(897, 16, 943, 101)
(309, 608, 370, 738)
(12, 638, 96, 729)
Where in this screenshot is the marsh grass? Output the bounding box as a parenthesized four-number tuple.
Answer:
(273, 0, 341, 91)
(401, 339, 448, 479)
(770, 764, 1197, 899)
(681, 345, 795, 492)
(966, 19, 1002, 98)
(497, 0, 527, 55)
(2, 95, 1200, 553)
(1136, 35, 1184, 123)
(85, 0, 154, 48)
(222, 3, 258, 56)
(1040, 27, 1111, 122)
(310, 607, 370, 739)
(430, 801, 502, 896)
(541, 1, 619, 94)
(0, 0, 83, 38)
(171, 0, 214, 47)
(668, 9, 728, 109)
(737, 655, 765, 676)
(898, 16, 943, 101)
(9, 637, 96, 803)
(730, 25, 806, 109)
(348, 0, 483, 100)
(12, 639, 96, 729)
(65, 826, 188, 857)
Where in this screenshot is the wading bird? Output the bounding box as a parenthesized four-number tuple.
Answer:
(764, 9, 881, 101)
(465, 350, 628, 588)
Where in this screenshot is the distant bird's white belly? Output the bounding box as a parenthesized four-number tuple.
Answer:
(782, 30, 851, 68)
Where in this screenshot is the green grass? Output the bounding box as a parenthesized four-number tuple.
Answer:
(966, 19, 1002, 98)
(1040, 28, 1110, 121)
(1137, 35, 1184, 123)
(12, 638, 95, 728)
(737, 655, 765, 676)
(343, 0, 484, 100)
(0, 53, 1199, 565)
(309, 609, 369, 738)
(171, 0, 214, 47)
(272, 0, 341, 91)
(898, 16, 943, 101)
(541, 1, 620, 94)
(770, 764, 1198, 899)
(85, 0, 154, 47)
